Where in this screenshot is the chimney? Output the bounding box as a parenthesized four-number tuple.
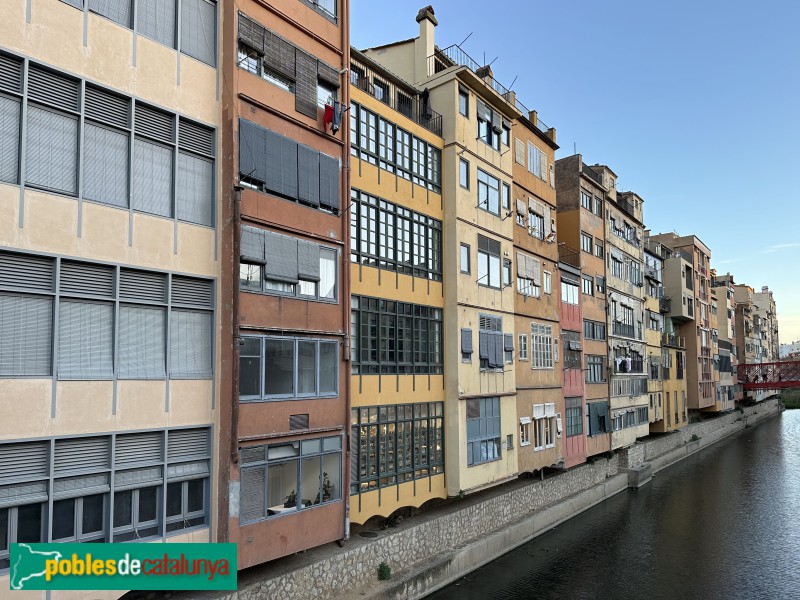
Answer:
(414, 5, 437, 85)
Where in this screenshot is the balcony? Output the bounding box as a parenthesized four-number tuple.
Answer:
(613, 322, 636, 338)
(699, 263, 708, 277)
(429, 45, 512, 101)
(645, 264, 661, 282)
(351, 55, 443, 136)
(660, 297, 671, 313)
(701, 346, 711, 357)
(582, 164, 604, 187)
(619, 196, 637, 219)
(558, 243, 580, 269)
(662, 333, 686, 348)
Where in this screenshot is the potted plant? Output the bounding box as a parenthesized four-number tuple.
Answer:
(284, 490, 297, 508)
(322, 472, 333, 502)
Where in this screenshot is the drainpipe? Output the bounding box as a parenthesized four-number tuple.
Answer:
(230, 187, 242, 468)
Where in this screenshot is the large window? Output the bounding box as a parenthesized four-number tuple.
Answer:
(580, 232, 593, 253)
(477, 235, 502, 289)
(562, 331, 581, 370)
(581, 190, 592, 210)
(582, 275, 594, 296)
(349, 190, 442, 282)
(0, 54, 216, 225)
(586, 355, 605, 383)
(0, 251, 212, 381)
(240, 435, 342, 524)
(350, 102, 441, 193)
(583, 320, 606, 341)
(476, 100, 505, 151)
(561, 278, 579, 305)
(477, 169, 501, 216)
(532, 403, 556, 450)
(565, 397, 583, 437)
(350, 403, 443, 493)
(527, 141, 547, 181)
(516, 253, 540, 298)
(0, 427, 210, 569)
(239, 336, 338, 401)
(351, 296, 442, 375)
(587, 402, 610, 436)
(531, 323, 554, 369)
(466, 397, 501, 465)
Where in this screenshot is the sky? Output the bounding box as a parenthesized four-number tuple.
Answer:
(351, 0, 800, 344)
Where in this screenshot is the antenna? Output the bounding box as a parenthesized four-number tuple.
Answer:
(458, 32, 473, 48)
(488, 56, 499, 67)
(573, 142, 577, 155)
(508, 75, 518, 89)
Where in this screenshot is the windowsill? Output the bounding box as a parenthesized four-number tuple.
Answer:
(240, 497, 343, 526)
(519, 441, 531, 447)
(240, 393, 339, 403)
(467, 457, 502, 467)
(239, 287, 339, 305)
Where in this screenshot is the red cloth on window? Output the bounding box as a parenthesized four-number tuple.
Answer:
(323, 104, 334, 132)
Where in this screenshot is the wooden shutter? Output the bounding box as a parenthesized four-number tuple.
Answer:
(240, 467, 266, 522)
(238, 118, 265, 183)
(0, 294, 53, 376)
(180, 0, 216, 66)
(137, 0, 176, 47)
(264, 232, 299, 283)
(0, 251, 54, 291)
(240, 225, 266, 264)
(25, 105, 78, 195)
(58, 301, 114, 379)
(169, 310, 212, 378)
(317, 60, 340, 88)
(297, 145, 320, 207)
(84, 122, 129, 208)
(237, 12, 264, 54)
(119, 269, 167, 303)
(115, 431, 164, 466)
(118, 305, 166, 379)
(319, 153, 340, 211)
(479, 331, 489, 359)
(88, 0, 131, 28)
(297, 240, 321, 282)
(177, 152, 213, 226)
(54, 436, 110, 474)
(133, 138, 173, 217)
(170, 276, 213, 308)
(60, 261, 115, 297)
(294, 50, 318, 118)
(264, 28, 296, 80)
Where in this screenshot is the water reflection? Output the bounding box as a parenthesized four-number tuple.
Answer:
(431, 411, 795, 600)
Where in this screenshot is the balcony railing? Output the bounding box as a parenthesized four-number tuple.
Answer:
(701, 346, 711, 357)
(558, 243, 580, 269)
(582, 164, 604, 187)
(660, 297, 671, 313)
(645, 264, 661, 281)
(613, 322, 636, 338)
(662, 333, 686, 348)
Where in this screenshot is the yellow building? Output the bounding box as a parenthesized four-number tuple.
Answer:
(347, 49, 447, 523)
(0, 0, 221, 595)
(644, 242, 665, 426)
(363, 7, 520, 496)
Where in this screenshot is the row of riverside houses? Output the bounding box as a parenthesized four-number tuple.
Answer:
(0, 1, 781, 595)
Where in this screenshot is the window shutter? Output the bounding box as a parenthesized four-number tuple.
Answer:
(516, 252, 525, 278)
(539, 149, 547, 181)
(319, 153, 340, 211)
(118, 305, 166, 379)
(0, 54, 23, 94)
(0, 251, 54, 292)
(478, 331, 489, 359)
(317, 60, 340, 88)
(491, 110, 502, 132)
(238, 118, 263, 182)
(461, 328, 473, 354)
(25, 105, 78, 195)
(297, 145, 320, 207)
(57, 301, 114, 379)
(54, 436, 110, 474)
(240, 225, 266, 264)
(180, 0, 216, 66)
(0, 481, 48, 509)
(491, 331, 503, 367)
(84, 122, 129, 208)
(167, 428, 209, 461)
(0, 441, 49, 483)
(119, 269, 167, 303)
(167, 460, 209, 481)
(177, 151, 214, 226)
(60, 261, 115, 297)
(0, 294, 53, 376)
(179, 118, 215, 157)
(135, 104, 174, 143)
(170, 276, 213, 308)
(27, 66, 79, 112)
(88, 0, 131, 27)
(133, 138, 173, 218)
(238, 12, 264, 54)
(514, 138, 525, 165)
(504, 333, 514, 352)
(543, 204, 552, 237)
(114, 466, 163, 490)
(169, 310, 212, 378)
(556, 413, 563, 434)
(515, 199, 526, 217)
(295, 50, 318, 118)
(240, 467, 265, 523)
(137, 0, 176, 47)
(531, 257, 541, 285)
(264, 128, 295, 198)
(0, 96, 21, 184)
(264, 232, 300, 283)
(297, 240, 321, 282)
(289, 414, 309, 430)
(115, 431, 164, 466)
(264, 28, 296, 80)
(53, 473, 110, 500)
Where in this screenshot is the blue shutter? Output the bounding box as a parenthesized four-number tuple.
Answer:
(85, 86, 130, 129)
(57, 301, 114, 380)
(59, 261, 115, 298)
(461, 328, 473, 354)
(0, 294, 53, 376)
(88, 0, 132, 28)
(170, 276, 213, 308)
(264, 232, 299, 284)
(119, 269, 167, 303)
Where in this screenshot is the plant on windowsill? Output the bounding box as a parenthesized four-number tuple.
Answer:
(284, 490, 298, 509)
(315, 472, 333, 504)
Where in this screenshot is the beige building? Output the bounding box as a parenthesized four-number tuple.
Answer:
(712, 273, 741, 409)
(0, 0, 220, 595)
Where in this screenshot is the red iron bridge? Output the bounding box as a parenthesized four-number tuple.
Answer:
(738, 360, 800, 390)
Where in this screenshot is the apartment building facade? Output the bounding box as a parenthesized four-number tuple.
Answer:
(555, 155, 611, 458)
(347, 49, 447, 523)
(0, 0, 221, 593)
(712, 272, 741, 408)
(363, 7, 525, 495)
(644, 242, 665, 426)
(219, 0, 350, 568)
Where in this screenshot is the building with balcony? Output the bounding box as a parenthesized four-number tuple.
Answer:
(347, 49, 446, 524)
(0, 0, 221, 592)
(753, 286, 780, 363)
(220, 0, 350, 569)
(362, 6, 532, 496)
(555, 155, 611, 458)
(644, 240, 664, 426)
(734, 283, 780, 403)
(651, 232, 714, 414)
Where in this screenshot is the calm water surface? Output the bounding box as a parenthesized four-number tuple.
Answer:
(430, 410, 799, 600)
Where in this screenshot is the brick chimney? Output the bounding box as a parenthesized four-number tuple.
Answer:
(414, 5, 437, 85)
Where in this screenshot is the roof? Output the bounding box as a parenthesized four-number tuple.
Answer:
(361, 37, 416, 53)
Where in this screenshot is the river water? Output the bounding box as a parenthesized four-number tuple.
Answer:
(430, 410, 798, 600)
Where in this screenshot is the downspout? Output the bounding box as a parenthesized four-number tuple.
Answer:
(230, 187, 242, 475)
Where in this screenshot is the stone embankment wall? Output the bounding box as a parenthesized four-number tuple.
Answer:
(209, 398, 782, 600)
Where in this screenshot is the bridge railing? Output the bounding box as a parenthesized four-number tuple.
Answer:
(738, 360, 800, 390)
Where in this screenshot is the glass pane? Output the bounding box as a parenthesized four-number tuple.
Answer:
(323, 436, 341, 451)
(267, 460, 298, 510)
(81, 494, 104, 535)
(114, 490, 133, 527)
(52, 499, 76, 540)
(187, 479, 204, 514)
(301, 457, 322, 506)
(297, 341, 317, 395)
(319, 249, 336, 300)
(0, 508, 7, 551)
(322, 453, 340, 502)
(319, 342, 337, 395)
(298, 280, 316, 297)
(265, 339, 295, 396)
(301, 439, 321, 455)
(138, 487, 158, 523)
(239, 264, 262, 291)
(240, 356, 261, 397)
(166, 482, 182, 517)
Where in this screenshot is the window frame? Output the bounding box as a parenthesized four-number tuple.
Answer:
(459, 157, 470, 189)
(466, 397, 502, 466)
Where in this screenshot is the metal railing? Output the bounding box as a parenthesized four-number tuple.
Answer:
(662, 333, 686, 348)
(701, 346, 711, 357)
(558, 243, 580, 269)
(613, 322, 636, 338)
(660, 297, 671, 313)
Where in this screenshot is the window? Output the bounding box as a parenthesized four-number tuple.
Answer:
(596, 276, 605, 294)
(502, 259, 512, 288)
(350, 403, 443, 493)
(533, 403, 556, 450)
(586, 355, 605, 383)
(0, 503, 44, 570)
(636, 406, 648, 424)
(460, 158, 469, 189)
(543, 271, 552, 295)
(583, 320, 606, 341)
(580, 232, 593, 253)
(478, 315, 504, 370)
(582, 275, 594, 296)
(502, 183, 511, 211)
(562, 331, 581, 370)
(461, 328, 473, 362)
(477, 235, 502, 289)
(240, 435, 342, 523)
(501, 124, 510, 147)
(650, 357, 660, 380)
(561, 278, 579, 305)
(466, 397, 501, 465)
(460, 243, 471, 274)
(581, 190, 592, 210)
(351, 296, 443, 375)
(529, 211, 545, 240)
(587, 402, 610, 436)
(594, 197, 603, 216)
(477, 169, 501, 215)
(317, 81, 336, 108)
(262, 67, 295, 92)
(527, 141, 546, 180)
(459, 88, 469, 116)
(239, 336, 338, 401)
(531, 323, 554, 369)
(612, 303, 636, 338)
(302, 0, 337, 20)
(595, 242, 604, 258)
(476, 100, 501, 150)
(519, 420, 531, 446)
(518, 334, 528, 360)
(565, 397, 583, 437)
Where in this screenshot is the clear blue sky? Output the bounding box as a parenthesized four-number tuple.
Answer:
(351, 0, 800, 344)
